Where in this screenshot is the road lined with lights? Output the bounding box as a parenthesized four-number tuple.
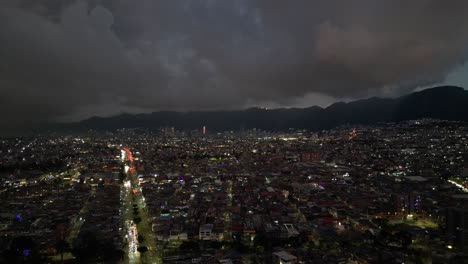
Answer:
(448, 179, 468, 192)
(122, 184, 140, 264)
(121, 146, 160, 264)
(121, 148, 140, 264)
(67, 188, 95, 245)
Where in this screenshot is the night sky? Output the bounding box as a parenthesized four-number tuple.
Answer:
(1, 0, 468, 127)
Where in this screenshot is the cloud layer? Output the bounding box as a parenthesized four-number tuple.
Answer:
(1, 0, 468, 125)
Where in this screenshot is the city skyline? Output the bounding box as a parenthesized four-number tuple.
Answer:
(1, 1, 468, 263)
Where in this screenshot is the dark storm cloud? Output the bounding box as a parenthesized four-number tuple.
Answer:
(0, 0, 165, 124)
(1, 0, 468, 124)
(238, 0, 468, 98)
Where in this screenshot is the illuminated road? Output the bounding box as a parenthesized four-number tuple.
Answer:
(67, 188, 95, 245)
(448, 179, 468, 192)
(121, 147, 161, 264)
(49, 176, 94, 262)
(122, 180, 140, 264)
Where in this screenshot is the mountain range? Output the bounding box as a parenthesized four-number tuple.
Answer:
(58, 85, 468, 133)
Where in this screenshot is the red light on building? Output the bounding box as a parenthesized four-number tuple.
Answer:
(301, 152, 320, 162)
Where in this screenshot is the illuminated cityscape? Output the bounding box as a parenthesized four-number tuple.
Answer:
(2, 1, 468, 263)
(0, 119, 467, 263)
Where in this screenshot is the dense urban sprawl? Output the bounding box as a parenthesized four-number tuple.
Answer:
(0, 119, 467, 263)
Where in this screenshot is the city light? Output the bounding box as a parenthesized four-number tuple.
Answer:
(124, 180, 131, 188)
(1, 119, 467, 262)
